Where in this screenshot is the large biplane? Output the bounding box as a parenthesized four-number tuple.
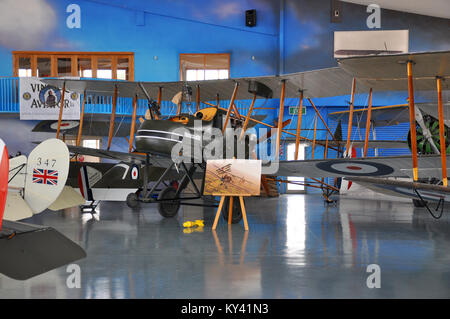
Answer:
(40, 50, 449, 219)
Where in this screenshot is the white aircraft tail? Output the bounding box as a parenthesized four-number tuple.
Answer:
(23, 139, 70, 214)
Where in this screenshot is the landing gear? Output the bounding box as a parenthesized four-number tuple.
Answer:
(157, 186, 180, 218)
(126, 192, 139, 209)
(222, 197, 243, 224)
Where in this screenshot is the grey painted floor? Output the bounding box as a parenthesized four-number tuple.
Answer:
(1, 194, 450, 298)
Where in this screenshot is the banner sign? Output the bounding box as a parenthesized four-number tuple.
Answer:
(20, 78, 80, 120)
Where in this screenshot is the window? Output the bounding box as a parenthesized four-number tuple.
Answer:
(286, 143, 306, 192)
(180, 53, 230, 81)
(18, 57, 31, 77)
(13, 52, 134, 80)
(64, 137, 101, 163)
(37, 57, 51, 77)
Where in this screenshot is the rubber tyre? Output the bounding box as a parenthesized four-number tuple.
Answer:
(222, 197, 243, 224)
(126, 192, 139, 209)
(157, 187, 180, 218)
(413, 199, 427, 208)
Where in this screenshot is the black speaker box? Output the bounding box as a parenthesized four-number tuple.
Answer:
(246, 9, 256, 27)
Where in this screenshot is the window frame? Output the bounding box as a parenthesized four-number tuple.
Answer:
(13, 51, 134, 80)
(179, 53, 230, 81)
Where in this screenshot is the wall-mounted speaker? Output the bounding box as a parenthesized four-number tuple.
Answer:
(331, 0, 342, 23)
(246, 9, 256, 27)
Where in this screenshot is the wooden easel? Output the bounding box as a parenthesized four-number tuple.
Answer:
(212, 196, 249, 231)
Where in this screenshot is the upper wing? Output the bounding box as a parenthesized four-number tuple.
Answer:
(42, 51, 450, 102)
(273, 154, 450, 179)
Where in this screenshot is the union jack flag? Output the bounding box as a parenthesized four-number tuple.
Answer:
(32, 168, 58, 186)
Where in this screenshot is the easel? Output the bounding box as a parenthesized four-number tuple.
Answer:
(212, 195, 249, 231)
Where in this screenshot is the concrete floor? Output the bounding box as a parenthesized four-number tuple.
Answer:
(1, 194, 450, 298)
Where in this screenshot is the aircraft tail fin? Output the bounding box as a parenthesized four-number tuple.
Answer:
(0, 220, 86, 280)
(23, 139, 70, 214)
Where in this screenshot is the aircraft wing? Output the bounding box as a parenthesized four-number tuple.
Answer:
(32, 120, 133, 137)
(0, 220, 86, 280)
(337, 50, 450, 92)
(42, 50, 450, 101)
(67, 145, 171, 167)
(312, 140, 407, 149)
(347, 176, 450, 203)
(273, 154, 450, 179)
(328, 104, 410, 127)
(416, 102, 450, 123)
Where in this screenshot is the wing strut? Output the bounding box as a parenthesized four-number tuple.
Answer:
(55, 81, 66, 139)
(76, 90, 87, 147)
(407, 61, 419, 181)
(345, 78, 356, 156)
(128, 94, 138, 153)
(275, 80, 286, 159)
(240, 92, 257, 140)
(107, 85, 118, 150)
(222, 82, 239, 133)
(363, 88, 373, 157)
(196, 85, 200, 112)
(294, 91, 304, 160)
(311, 114, 318, 159)
(437, 76, 447, 186)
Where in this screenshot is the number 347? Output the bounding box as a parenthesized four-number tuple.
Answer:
(37, 158, 56, 167)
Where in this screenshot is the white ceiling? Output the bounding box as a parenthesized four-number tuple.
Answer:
(341, 0, 450, 19)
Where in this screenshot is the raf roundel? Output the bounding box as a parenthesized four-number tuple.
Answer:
(316, 160, 394, 176)
(130, 165, 139, 180)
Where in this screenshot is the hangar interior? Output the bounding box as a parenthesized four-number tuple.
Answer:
(0, 0, 450, 298)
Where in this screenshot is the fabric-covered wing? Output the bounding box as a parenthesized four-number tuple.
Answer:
(273, 154, 450, 179)
(348, 176, 450, 203)
(416, 102, 450, 123)
(67, 145, 170, 168)
(338, 50, 450, 92)
(0, 220, 86, 280)
(312, 140, 407, 149)
(42, 51, 450, 103)
(328, 104, 410, 127)
(32, 120, 132, 137)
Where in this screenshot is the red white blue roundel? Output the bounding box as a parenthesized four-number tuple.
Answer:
(130, 165, 139, 180)
(316, 160, 394, 176)
(50, 121, 79, 130)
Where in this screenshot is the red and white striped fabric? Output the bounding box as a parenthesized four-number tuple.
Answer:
(0, 139, 9, 230)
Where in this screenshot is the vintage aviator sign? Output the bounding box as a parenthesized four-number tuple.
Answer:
(19, 77, 80, 120)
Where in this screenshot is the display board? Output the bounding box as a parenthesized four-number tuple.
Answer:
(203, 159, 261, 196)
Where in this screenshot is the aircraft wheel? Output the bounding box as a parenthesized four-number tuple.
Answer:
(157, 187, 180, 218)
(126, 192, 139, 209)
(222, 197, 243, 224)
(412, 199, 427, 208)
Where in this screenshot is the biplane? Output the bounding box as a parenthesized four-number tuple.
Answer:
(39, 50, 449, 219)
(0, 138, 86, 280)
